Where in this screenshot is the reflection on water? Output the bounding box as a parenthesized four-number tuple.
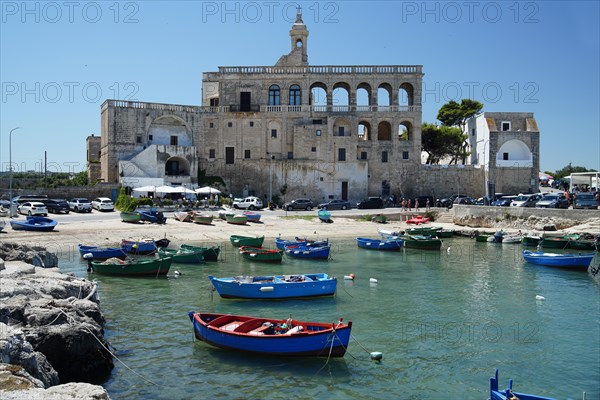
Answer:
(57, 237, 599, 399)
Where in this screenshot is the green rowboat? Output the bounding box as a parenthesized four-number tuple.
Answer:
(179, 244, 220, 261)
(193, 214, 214, 225)
(239, 246, 284, 263)
(120, 211, 141, 223)
(521, 235, 542, 246)
(226, 214, 248, 225)
(400, 235, 442, 250)
(230, 235, 265, 247)
(89, 256, 172, 276)
(158, 248, 205, 264)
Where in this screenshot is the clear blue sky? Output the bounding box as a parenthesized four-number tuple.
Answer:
(1, 0, 599, 175)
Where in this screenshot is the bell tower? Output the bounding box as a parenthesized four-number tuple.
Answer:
(275, 6, 309, 66)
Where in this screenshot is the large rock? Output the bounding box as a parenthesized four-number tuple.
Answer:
(0, 243, 58, 268)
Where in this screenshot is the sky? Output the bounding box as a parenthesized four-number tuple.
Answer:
(1, 0, 599, 176)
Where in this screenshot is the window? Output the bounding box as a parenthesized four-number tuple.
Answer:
(316, 129, 321, 136)
(338, 148, 346, 161)
(503, 152, 509, 160)
(287, 152, 293, 159)
(149, 135, 153, 141)
(209, 122, 214, 128)
(360, 151, 367, 160)
(289, 84, 301, 105)
(471, 128, 475, 136)
(228, 122, 233, 128)
(311, 147, 316, 152)
(268, 85, 280, 106)
(244, 150, 251, 159)
(170, 136, 178, 146)
(225, 147, 234, 164)
(312, 119, 323, 124)
(501, 121, 511, 131)
(271, 129, 277, 138)
(136, 136, 142, 144)
(210, 98, 219, 107)
(209, 149, 215, 158)
(402, 151, 409, 160)
(338, 126, 345, 136)
(381, 151, 388, 163)
(249, 121, 254, 127)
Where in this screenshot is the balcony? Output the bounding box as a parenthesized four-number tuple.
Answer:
(228, 104, 261, 112)
(200, 105, 421, 114)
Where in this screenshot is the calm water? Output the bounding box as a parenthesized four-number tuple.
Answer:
(60, 237, 600, 399)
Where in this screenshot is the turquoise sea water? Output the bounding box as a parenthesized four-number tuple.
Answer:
(61, 237, 600, 399)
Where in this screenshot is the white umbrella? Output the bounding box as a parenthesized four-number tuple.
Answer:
(132, 185, 157, 192)
(171, 186, 196, 194)
(155, 185, 179, 193)
(195, 186, 221, 195)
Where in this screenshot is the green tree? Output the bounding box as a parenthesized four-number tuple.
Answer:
(435, 99, 483, 164)
(552, 163, 597, 180)
(421, 123, 466, 164)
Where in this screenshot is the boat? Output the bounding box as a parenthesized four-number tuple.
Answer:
(243, 211, 261, 223)
(120, 238, 157, 255)
(522, 250, 595, 269)
(486, 230, 506, 243)
(378, 228, 403, 239)
(187, 312, 352, 357)
(371, 214, 387, 224)
(405, 226, 442, 235)
(208, 273, 337, 299)
(78, 244, 126, 260)
(158, 247, 204, 264)
(317, 209, 332, 223)
(88, 256, 173, 276)
(218, 210, 235, 220)
(406, 215, 430, 225)
(356, 237, 403, 251)
(539, 234, 580, 249)
(568, 238, 598, 251)
(120, 211, 141, 223)
(192, 214, 214, 225)
(154, 238, 171, 248)
(174, 211, 193, 222)
(475, 234, 491, 243)
(180, 244, 220, 261)
(522, 234, 542, 246)
(138, 209, 167, 224)
(239, 246, 284, 263)
(275, 237, 329, 250)
(489, 369, 555, 400)
(230, 235, 265, 247)
(399, 234, 442, 250)
(9, 216, 57, 232)
(501, 233, 523, 244)
(226, 214, 248, 225)
(284, 244, 331, 260)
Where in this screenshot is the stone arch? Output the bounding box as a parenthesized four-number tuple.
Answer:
(358, 121, 371, 141)
(377, 83, 393, 107)
(332, 82, 351, 108)
(398, 121, 412, 141)
(496, 139, 533, 167)
(310, 82, 327, 110)
(377, 121, 392, 141)
(333, 117, 351, 137)
(147, 115, 192, 146)
(399, 82, 414, 106)
(357, 83, 371, 110)
(165, 156, 190, 176)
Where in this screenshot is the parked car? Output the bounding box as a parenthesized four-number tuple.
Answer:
(510, 194, 541, 208)
(44, 199, 70, 214)
(92, 197, 115, 211)
(69, 198, 92, 213)
(317, 199, 351, 210)
(536, 193, 569, 209)
(453, 196, 475, 205)
(436, 194, 468, 208)
(283, 198, 314, 211)
(493, 196, 517, 207)
(232, 196, 263, 210)
(357, 197, 384, 209)
(17, 201, 48, 216)
(573, 193, 598, 209)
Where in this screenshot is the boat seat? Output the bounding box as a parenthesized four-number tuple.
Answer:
(233, 319, 266, 333)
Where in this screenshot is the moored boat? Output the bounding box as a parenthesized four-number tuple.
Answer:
(188, 312, 352, 357)
(180, 244, 220, 261)
(120, 238, 157, 255)
(174, 211, 193, 222)
(138, 209, 167, 224)
(78, 244, 126, 260)
(230, 235, 265, 247)
(275, 236, 329, 250)
(405, 226, 442, 236)
(284, 244, 331, 260)
(120, 211, 141, 223)
(522, 234, 542, 246)
(489, 369, 556, 400)
(522, 250, 595, 269)
(539, 234, 579, 249)
(9, 216, 57, 232)
(378, 228, 403, 239)
(399, 234, 442, 250)
(568, 238, 598, 251)
(88, 256, 172, 276)
(226, 214, 248, 225)
(243, 211, 261, 223)
(208, 273, 337, 299)
(356, 237, 403, 251)
(192, 214, 214, 225)
(158, 247, 205, 264)
(239, 246, 284, 263)
(371, 214, 387, 224)
(317, 209, 332, 223)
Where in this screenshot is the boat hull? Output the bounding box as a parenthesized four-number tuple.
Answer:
(193, 215, 214, 225)
(120, 212, 141, 223)
(188, 312, 351, 357)
(226, 215, 248, 225)
(158, 248, 204, 264)
(240, 246, 283, 263)
(9, 216, 57, 232)
(180, 244, 220, 261)
(90, 256, 172, 276)
(284, 245, 331, 259)
(522, 250, 595, 268)
(120, 240, 157, 255)
(356, 237, 403, 250)
(230, 235, 265, 247)
(78, 244, 126, 260)
(209, 274, 337, 299)
(401, 235, 442, 250)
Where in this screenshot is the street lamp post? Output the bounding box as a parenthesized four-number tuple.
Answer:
(9, 127, 21, 217)
(268, 155, 274, 207)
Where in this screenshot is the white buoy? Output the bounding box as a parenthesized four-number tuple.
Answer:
(344, 273, 356, 280)
(370, 351, 383, 361)
(369, 278, 378, 284)
(447, 247, 451, 253)
(536, 295, 545, 301)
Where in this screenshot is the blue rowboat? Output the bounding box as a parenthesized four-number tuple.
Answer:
(522, 250, 595, 269)
(284, 244, 331, 260)
(208, 273, 337, 299)
(317, 209, 332, 223)
(78, 244, 126, 260)
(242, 211, 261, 222)
(120, 239, 157, 255)
(138, 210, 167, 224)
(489, 369, 555, 400)
(9, 216, 57, 232)
(275, 237, 329, 250)
(356, 237, 403, 251)
(188, 312, 352, 357)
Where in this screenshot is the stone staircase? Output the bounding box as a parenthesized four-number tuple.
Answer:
(435, 209, 454, 224)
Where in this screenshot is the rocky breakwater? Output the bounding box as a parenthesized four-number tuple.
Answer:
(0, 243, 112, 399)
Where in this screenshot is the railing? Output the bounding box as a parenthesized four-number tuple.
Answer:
(102, 99, 200, 113)
(218, 65, 422, 75)
(198, 105, 421, 113)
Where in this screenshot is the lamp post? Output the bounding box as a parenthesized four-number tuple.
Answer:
(268, 155, 274, 207)
(9, 127, 21, 217)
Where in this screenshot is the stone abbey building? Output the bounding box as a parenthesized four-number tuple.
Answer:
(96, 10, 538, 202)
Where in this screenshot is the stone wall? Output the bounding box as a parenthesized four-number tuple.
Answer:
(452, 204, 597, 222)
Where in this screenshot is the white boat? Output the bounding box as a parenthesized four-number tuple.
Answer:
(378, 227, 402, 239)
(0, 219, 5, 232)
